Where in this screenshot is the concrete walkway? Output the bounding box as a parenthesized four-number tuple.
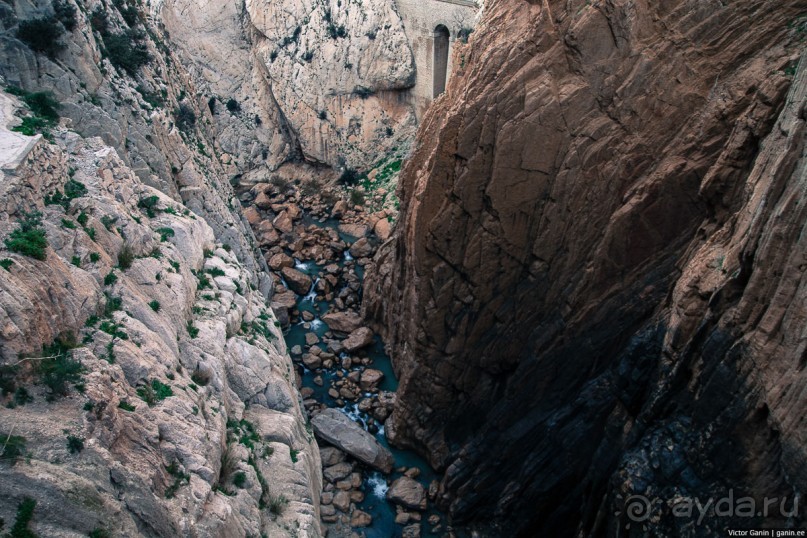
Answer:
(0, 93, 40, 174)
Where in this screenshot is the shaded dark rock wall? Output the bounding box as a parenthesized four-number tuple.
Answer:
(364, 0, 807, 535)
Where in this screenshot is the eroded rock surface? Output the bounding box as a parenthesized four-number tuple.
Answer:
(365, 0, 807, 535)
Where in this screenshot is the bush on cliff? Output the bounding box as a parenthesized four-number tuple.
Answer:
(5, 212, 48, 261)
(16, 16, 64, 57)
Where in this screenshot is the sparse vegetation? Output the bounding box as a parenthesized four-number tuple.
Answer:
(165, 460, 190, 498)
(136, 379, 173, 406)
(186, 321, 199, 338)
(5, 212, 47, 261)
(148, 300, 160, 312)
(7, 497, 37, 537)
(353, 85, 374, 99)
(118, 400, 136, 412)
(118, 243, 134, 269)
(1, 258, 14, 271)
(138, 195, 160, 217)
(66, 434, 84, 454)
(103, 30, 151, 75)
(350, 189, 365, 206)
(7, 86, 61, 137)
(174, 104, 196, 133)
(16, 16, 64, 57)
(38, 337, 84, 398)
(225, 98, 240, 113)
(0, 434, 26, 466)
(268, 494, 289, 516)
(233, 471, 247, 489)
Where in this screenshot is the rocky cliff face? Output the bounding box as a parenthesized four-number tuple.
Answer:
(0, 0, 323, 534)
(365, 0, 807, 535)
(159, 0, 416, 175)
(245, 0, 416, 170)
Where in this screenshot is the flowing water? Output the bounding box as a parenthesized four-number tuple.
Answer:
(281, 216, 446, 537)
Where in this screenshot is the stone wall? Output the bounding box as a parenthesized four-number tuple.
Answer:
(394, 0, 478, 119)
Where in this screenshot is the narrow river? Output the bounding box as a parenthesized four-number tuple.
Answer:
(277, 215, 446, 537)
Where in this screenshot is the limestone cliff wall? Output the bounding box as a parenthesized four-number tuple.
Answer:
(365, 0, 807, 535)
(0, 0, 322, 533)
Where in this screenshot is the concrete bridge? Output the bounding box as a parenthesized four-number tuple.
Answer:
(395, 0, 479, 119)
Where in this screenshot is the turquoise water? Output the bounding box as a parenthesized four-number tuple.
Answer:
(282, 217, 446, 536)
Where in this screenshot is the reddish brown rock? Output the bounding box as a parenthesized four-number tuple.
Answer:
(363, 0, 807, 535)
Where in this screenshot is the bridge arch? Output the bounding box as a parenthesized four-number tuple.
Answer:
(394, 0, 478, 118)
(432, 24, 450, 98)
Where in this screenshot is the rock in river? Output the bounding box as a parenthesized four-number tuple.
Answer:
(322, 311, 363, 333)
(387, 476, 428, 510)
(343, 326, 374, 352)
(311, 408, 394, 473)
(282, 266, 313, 295)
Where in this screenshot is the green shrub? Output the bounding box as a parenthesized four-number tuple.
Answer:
(353, 85, 373, 99)
(0, 434, 26, 466)
(148, 300, 160, 312)
(1, 258, 14, 270)
(38, 338, 84, 398)
(268, 494, 288, 515)
(45, 179, 86, 210)
(302, 50, 313, 62)
(100, 215, 117, 231)
(225, 98, 240, 113)
(206, 267, 225, 277)
(17, 16, 64, 57)
(88, 528, 111, 538)
(338, 168, 363, 186)
(174, 104, 196, 133)
(53, 0, 77, 31)
(117, 243, 134, 269)
(350, 189, 365, 206)
(70, 255, 81, 267)
(186, 321, 199, 338)
(89, 252, 100, 263)
(118, 400, 136, 412)
(14, 387, 32, 405)
(5, 212, 48, 261)
(137, 379, 173, 406)
(113, 0, 139, 27)
(76, 212, 88, 226)
(156, 227, 175, 242)
(138, 195, 160, 217)
(233, 471, 247, 489)
(90, 7, 108, 34)
(66, 434, 84, 453)
(104, 30, 150, 75)
(103, 271, 117, 286)
(289, 448, 299, 463)
(8, 497, 36, 537)
(165, 460, 189, 498)
(61, 218, 76, 230)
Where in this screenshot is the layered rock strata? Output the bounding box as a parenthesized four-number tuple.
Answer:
(365, 0, 807, 535)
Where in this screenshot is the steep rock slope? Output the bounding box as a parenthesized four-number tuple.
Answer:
(246, 0, 416, 169)
(0, 0, 323, 534)
(365, 0, 807, 535)
(0, 102, 322, 536)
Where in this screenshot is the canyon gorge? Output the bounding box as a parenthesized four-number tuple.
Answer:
(0, 0, 805, 537)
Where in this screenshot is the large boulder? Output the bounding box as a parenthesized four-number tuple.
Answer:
(267, 252, 294, 271)
(322, 311, 363, 333)
(343, 327, 374, 352)
(360, 369, 385, 391)
(281, 267, 313, 295)
(311, 408, 394, 473)
(387, 477, 427, 510)
(349, 237, 374, 258)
